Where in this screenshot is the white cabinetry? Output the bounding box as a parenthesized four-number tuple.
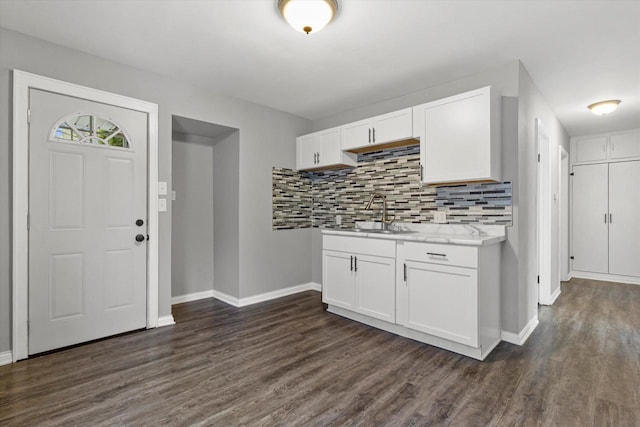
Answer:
(397, 242, 500, 352)
(571, 128, 640, 164)
(296, 127, 357, 171)
(341, 108, 414, 152)
(322, 234, 502, 360)
(322, 235, 396, 322)
(413, 86, 501, 184)
(571, 161, 640, 279)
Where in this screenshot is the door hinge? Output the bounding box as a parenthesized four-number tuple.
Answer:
(26, 213, 30, 230)
(570, 256, 574, 260)
(570, 172, 574, 176)
(537, 275, 540, 284)
(27, 320, 30, 335)
(537, 154, 540, 162)
(27, 108, 31, 125)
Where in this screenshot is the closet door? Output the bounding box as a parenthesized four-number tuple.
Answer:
(572, 163, 609, 273)
(608, 161, 640, 277)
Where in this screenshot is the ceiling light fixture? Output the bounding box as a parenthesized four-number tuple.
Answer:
(587, 100, 621, 116)
(278, 0, 338, 35)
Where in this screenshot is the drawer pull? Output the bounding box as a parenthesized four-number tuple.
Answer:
(427, 252, 447, 258)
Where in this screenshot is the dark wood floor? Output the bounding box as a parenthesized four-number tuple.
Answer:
(1, 278, 638, 426)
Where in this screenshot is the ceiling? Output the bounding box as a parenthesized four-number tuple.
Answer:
(1, 0, 638, 136)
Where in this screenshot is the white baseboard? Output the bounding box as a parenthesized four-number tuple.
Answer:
(501, 316, 539, 346)
(540, 286, 562, 306)
(569, 271, 640, 285)
(212, 282, 322, 308)
(171, 289, 214, 305)
(157, 315, 175, 327)
(212, 290, 241, 307)
(0, 351, 13, 366)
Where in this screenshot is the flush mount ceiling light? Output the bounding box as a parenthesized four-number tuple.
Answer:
(278, 0, 338, 34)
(587, 99, 621, 115)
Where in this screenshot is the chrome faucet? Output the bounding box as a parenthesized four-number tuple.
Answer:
(365, 193, 393, 230)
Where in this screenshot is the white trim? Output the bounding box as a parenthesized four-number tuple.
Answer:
(212, 282, 322, 308)
(569, 271, 640, 285)
(212, 290, 241, 307)
(541, 286, 561, 306)
(501, 316, 539, 346)
(0, 351, 13, 366)
(157, 315, 176, 327)
(11, 70, 160, 361)
(171, 290, 214, 305)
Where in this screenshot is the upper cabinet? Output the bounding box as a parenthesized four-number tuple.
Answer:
(571, 129, 640, 164)
(341, 108, 414, 152)
(296, 127, 357, 171)
(413, 86, 501, 185)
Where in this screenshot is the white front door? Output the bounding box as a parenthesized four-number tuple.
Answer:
(28, 88, 148, 354)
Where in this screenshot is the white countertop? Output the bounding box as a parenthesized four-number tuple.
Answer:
(320, 223, 506, 246)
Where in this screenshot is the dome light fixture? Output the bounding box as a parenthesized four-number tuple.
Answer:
(278, 0, 338, 35)
(588, 99, 621, 116)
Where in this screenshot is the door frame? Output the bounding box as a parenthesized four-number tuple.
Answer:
(559, 146, 570, 282)
(12, 70, 160, 361)
(536, 117, 554, 305)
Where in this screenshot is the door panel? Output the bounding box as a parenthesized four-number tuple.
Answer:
(405, 262, 478, 347)
(609, 130, 640, 160)
(29, 88, 148, 354)
(296, 133, 320, 170)
(372, 108, 412, 144)
(609, 161, 640, 276)
(322, 250, 355, 310)
(571, 163, 609, 274)
(573, 136, 608, 163)
(355, 255, 395, 322)
(341, 119, 372, 151)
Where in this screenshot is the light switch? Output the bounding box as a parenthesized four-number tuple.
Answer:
(158, 181, 168, 196)
(158, 198, 167, 212)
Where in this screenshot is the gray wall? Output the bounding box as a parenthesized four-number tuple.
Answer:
(212, 131, 240, 298)
(517, 63, 570, 327)
(0, 28, 312, 354)
(171, 133, 215, 298)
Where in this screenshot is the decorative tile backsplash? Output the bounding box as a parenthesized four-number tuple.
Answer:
(272, 146, 512, 230)
(272, 168, 312, 229)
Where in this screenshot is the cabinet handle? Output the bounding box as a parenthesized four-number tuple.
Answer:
(372, 128, 375, 143)
(609, 213, 612, 223)
(403, 263, 407, 282)
(604, 213, 607, 223)
(354, 256, 358, 272)
(368, 128, 371, 143)
(317, 152, 320, 163)
(350, 255, 353, 271)
(313, 153, 316, 164)
(427, 252, 447, 258)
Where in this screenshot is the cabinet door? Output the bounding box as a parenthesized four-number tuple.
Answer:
(418, 87, 492, 183)
(572, 135, 608, 163)
(341, 119, 373, 151)
(571, 163, 609, 273)
(297, 133, 321, 170)
(322, 250, 356, 310)
(355, 254, 395, 323)
(319, 127, 341, 166)
(609, 130, 640, 160)
(404, 261, 478, 347)
(608, 161, 640, 277)
(371, 108, 412, 145)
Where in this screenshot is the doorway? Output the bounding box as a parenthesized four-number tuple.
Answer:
(559, 146, 570, 282)
(171, 116, 240, 304)
(12, 70, 159, 361)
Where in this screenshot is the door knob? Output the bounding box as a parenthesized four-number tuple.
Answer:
(136, 219, 144, 226)
(135, 234, 145, 242)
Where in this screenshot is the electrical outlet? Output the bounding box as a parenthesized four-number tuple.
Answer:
(158, 198, 167, 212)
(336, 215, 342, 225)
(433, 211, 447, 223)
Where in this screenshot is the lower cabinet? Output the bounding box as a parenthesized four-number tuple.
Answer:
(322, 250, 395, 323)
(322, 234, 502, 360)
(402, 261, 478, 347)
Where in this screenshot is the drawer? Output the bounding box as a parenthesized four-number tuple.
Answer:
(323, 234, 396, 258)
(403, 241, 477, 268)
